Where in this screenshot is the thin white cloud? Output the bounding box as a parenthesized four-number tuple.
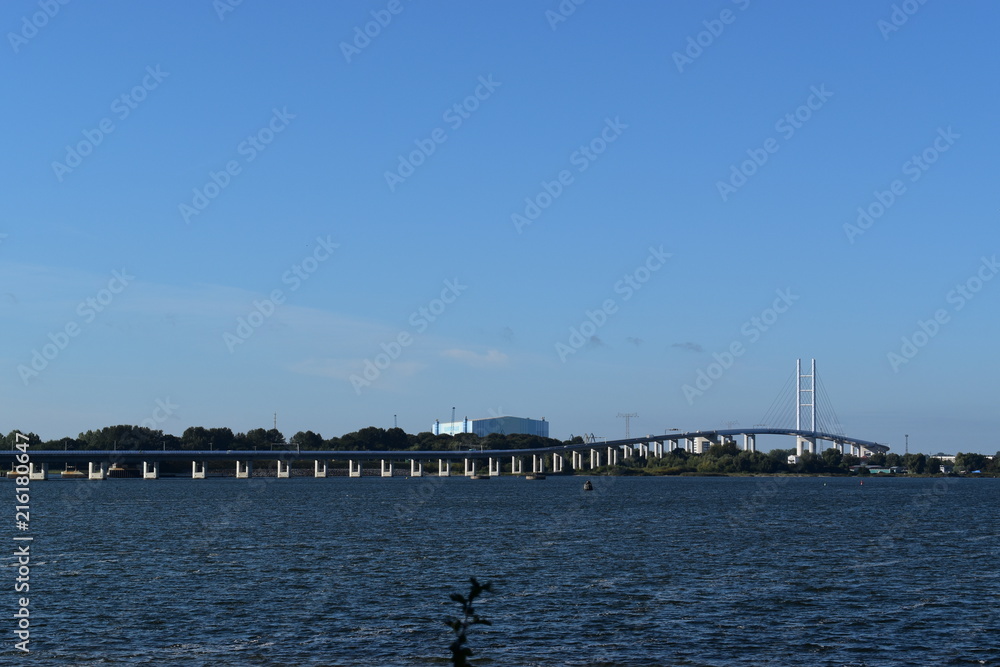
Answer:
(440, 348, 509, 367)
(289, 357, 427, 381)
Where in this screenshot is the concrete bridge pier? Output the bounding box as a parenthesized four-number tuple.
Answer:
(531, 454, 545, 474)
(512, 456, 524, 474)
(488, 457, 501, 476)
(464, 458, 477, 477)
(653, 440, 664, 457)
(606, 446, 619, 466)
(277, 460, 291, 478)
(623, 445, 634, 460)
(349, 460, 362, 477)
(90, 461, 109, 480)
(552, 454, 564, 473)
(28, 462, 48, 480)
(314, 460, 328, 478)
(191, 461, 206, 479)
(143, 461, 159, 479)
(571, 451, 582, 470)
(438, 459, 451, 476)
(743, 434, 756, 452)
(409, 459, 423, 477)
(796, 437, 816, 456)
(236, 460, 253, 478)
(380, 460, 394, 477)
(590, 449, 600, 468)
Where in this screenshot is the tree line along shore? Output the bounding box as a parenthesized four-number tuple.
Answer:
(3, 427, 994, 476)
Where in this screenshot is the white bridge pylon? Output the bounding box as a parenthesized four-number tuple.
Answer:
(796, 358, 817, 456)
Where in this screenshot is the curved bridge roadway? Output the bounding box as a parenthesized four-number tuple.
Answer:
(1, 428, 888, 479)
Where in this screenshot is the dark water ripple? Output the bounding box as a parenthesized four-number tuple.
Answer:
(2, 475, 998, 665)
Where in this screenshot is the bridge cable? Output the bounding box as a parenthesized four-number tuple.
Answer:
(816, 375, 844, 435)
(757, 370, 796, 429)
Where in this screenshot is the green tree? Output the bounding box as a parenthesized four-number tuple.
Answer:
(208, 427, 235, 450)
(116, 426, 163, 449)
(955, 452, 987, 472)
(78, 425, 161, 450)
(181, 426, 211, 450)
(789, 452, 825, 474)
(867, 452, 886, 466)
(822, 447, 844, 471)
(244, 428, 271, 449)
(707, 441, 740, 458)
(41, 436, 81, 450)
(384, 427, 408, 450)
(291, 430, 324, 450)
(344, 426, 388, 450)
(902, 452, 926, 474)
(3, 430, 41, 448)
(768, 448, 795, 466)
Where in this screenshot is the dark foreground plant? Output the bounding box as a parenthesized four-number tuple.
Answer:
(445, 577, 493, 666)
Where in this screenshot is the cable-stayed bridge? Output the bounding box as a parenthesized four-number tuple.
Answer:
(2, 359, 886, 479)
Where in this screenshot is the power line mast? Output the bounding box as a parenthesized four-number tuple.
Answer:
(617, 412, 638, 439)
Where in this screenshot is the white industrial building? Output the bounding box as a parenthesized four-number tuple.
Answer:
(432, 416, 549, 438)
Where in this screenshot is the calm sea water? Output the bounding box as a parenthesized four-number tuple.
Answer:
(4, 474, 999, 665)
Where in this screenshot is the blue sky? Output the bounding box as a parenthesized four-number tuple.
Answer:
(3, 1, 998, 453)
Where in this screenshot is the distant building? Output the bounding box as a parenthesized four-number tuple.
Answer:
(849, 465, 907, 474)
(432, 416, 549, 438)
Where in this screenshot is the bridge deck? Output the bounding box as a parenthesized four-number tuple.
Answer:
(0, 428, 887, 464)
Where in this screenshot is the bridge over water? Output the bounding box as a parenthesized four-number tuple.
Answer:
(3, 359, 887, 480)
(1, 426, 886, 480)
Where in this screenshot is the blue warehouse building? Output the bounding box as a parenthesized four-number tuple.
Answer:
(431, 416, 549, 438)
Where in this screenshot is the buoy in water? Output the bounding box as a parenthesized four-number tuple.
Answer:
(583, 480, 593, 491)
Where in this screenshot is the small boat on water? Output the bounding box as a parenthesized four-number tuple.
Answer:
(583, 480, 593, 491)
(60, 466, 86, 479)
(470, 474, 490, 480)
(525, 473, 546, 480)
